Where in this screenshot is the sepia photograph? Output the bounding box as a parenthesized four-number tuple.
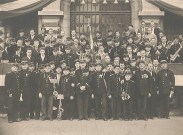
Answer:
(0, 0, 183, 135)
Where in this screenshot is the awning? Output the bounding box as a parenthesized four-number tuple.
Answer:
(148, 0, 183, 16)
(0, 0, 54, 20)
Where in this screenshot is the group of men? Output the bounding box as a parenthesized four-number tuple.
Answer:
(3, 21, 179, 123)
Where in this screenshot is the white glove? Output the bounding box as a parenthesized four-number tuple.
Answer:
(70, 96, 74, 100)
(108, 95, 112, 99)
(148, 93, 151, 97)
(91, 94, 94, 99)
(9, 94, 12, 98)
(39, 93, 42, 99)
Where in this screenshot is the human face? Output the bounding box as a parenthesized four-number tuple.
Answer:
(56, 67, 62, 73)
(107, 65, 113, 71)
(127, 46, 132, 53)
(125, 74, 131, 81)
(140, 50, 146, 57)
(153, 60, 159, 67)
(161, 37, 167, 43)
(114, 67, 120, 74)
(96, 33, 101, 38)
(20, 32, 24, 37)
(115, 32, 120, 37)
(80, 63, 86, 69)
(61, 63, 66, 69)
(60, 31, 65, 37)
(63, 70, 70, 75)
(21, 64, 28, 70)
(71, 30, 76, 36)
(17, 40, 23, 46)
(40, 50, 45, 55)
(148, 63, 153, 71)
(75, 62, 80, 69)
(30, 30, 35, 36)
(137, 33, 142, 39)
(139, 63, 145, 70)
(114, 42, 120, 47)
(49, 29, 54, 35)
(95, 65, 102, 72)
(161, 63, 167, 69)
(44, 66, 51, 73)
(74, 39, 79, 45)
(26, 50, 32, 57)
(105, 56, 111, 63)
(120, 63, 125, 69)
(147, 28, 152, 34)
(11, 66, 18, 72)
(128, 38, 133, 44)
(34, 41, 39, 47)
(28, 66, 35, 72)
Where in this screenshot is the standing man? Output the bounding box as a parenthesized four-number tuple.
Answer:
(75, 60, 91, 120)
(134, 61, 152, 120)
(157, 60, 175, 119)
(38, 64, 55, 121)
(5, 64, 21, 123)
(19, 61, 32, 120)
(91, 63, 107, 121)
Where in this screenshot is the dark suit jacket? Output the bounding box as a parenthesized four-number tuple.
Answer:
(157, 69, 175, 94)
(134, 70, 152, 96)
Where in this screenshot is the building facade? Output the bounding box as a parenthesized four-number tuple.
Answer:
(0, 0, 183, 48)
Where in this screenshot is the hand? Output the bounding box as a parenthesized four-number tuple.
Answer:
(157, 91, 160, 95)
(121, 80, 124, 84)
(169, 91, 174, 98)
(91, 94, 94, 99)
(9, 94, 12, 98)
(70, 96, 74, 100)
(148, 93, 151, 97)
(39, 93, 42, 99)
(108, 95, 112, 99)
(71, 83, 75, 87)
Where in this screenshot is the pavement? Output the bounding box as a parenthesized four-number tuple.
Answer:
(0, 117, 183, 135)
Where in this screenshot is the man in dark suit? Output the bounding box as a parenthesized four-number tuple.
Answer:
(36, 47, 48, 66)
(91, 63, 107, 121)
(21, 48, 35, 63)
(134, 61, 152, 120)
(157, 60, 175, 118)
(63, 46, 77, 68)
(28, 29, 38, 45)
(19, 61, 32, 120)
(5, 63, 21, 123)
(107, 66, 124, 120)
(48, 47, 61, 68)
(38, 63, 55, 121)
(75, 60, 91, 120)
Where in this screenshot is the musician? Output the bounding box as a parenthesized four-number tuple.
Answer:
(138, 21, 146, 37)
(150, 21, 160, 39)
(114, 31, 123, 44)
(58, 67, 74, 120)
(70, 38, 82, 54)
(91, 63, 107, 121)
(28, 62, 37, 119)
(32, 40, 41, 59)
(169, 38, 183, 63)
(107, 66, 124, 120)
(55, 35, 66, 55)
(154, 43, 167, 62)
(147, 63, 158, 119)
(38, 27, 46, 46)
(48, 47, 61, 68)
(136, 50, 152, 66)
(161, 36, 168, 48)
(21, 48, 35, 63)
(71, 30, 77, 41)
(2, 44, 10, 61)
(105, 38, 114, 56)
(63, 46, 77, 68)
(23, 39, 31, 56)
(110, 39, 122, 61)
(107, 30, 114, 39)
(145, 44, 155, 60)
(128, 25, 136, 38)
(121, 71, 135, 120)
(19, 61, 32, 120)
(126, 45, 137, 61)
(80, 38, 89, 53)
(152, 59, 161, 74)
(38, 63, 55, 121)
(36, 47, 48, 66)
(45, 40, 53, 58)
(5, 63, 21, 123)
(35, 64, 45, 120)
(93, 31, 105, 45)
(44, 28, 56, 46)
(16, 29, 27, 45)
(144, 28, 157, 44)
(75, 60, 91, 120)
(134, 61, 152, 120)
(13, 39, 24, 63)
(28, 29, 38, 45)
(157, 60, 175, 118)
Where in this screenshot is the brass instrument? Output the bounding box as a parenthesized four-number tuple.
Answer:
(170, 43, 182, 62)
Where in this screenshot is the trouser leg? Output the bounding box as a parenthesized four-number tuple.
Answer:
(77, 94, 84, 119)
(47, 95, 53, 119)
(41, 94, 47, 119)
(83, 94, 89, 119)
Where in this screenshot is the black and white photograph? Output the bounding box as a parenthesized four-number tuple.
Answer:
(0, 0, 183, 135)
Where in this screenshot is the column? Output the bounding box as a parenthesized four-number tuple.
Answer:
(131, 0, 140, 32)
(61, 0, 71, 37)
